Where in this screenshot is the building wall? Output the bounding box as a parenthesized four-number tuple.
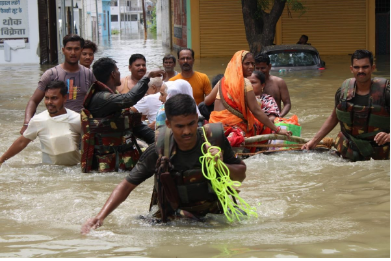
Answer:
(85, 12, 92, 39)
(81, 0, 101, 41)
(80, 0, 95, 39)
(171, 0, 187, 50)
(0, 0, 40, 64)
(110, 4, 120, 30)
(156, 0, 161, 35)
(157, 0, 171, 48)
(186, 0, 376, 57)
(57, 0, 89, 64)
(276, 0, 375, 55)
(101, 0, 111, 36)
(111, 0, 142, 33)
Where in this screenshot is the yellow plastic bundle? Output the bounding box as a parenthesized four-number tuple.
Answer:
(199, 128, 258, 222)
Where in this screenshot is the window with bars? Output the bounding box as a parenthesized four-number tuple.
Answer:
(375, 0, 389, 13)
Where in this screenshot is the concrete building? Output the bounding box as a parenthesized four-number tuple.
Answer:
(78, 0, 111, 45)
(110, 0, 143, 33)
(0, 0, 112, 64)
(80, 0, 111, 39)
(56, 0, 85, 64)
(101, 0, 111, 37)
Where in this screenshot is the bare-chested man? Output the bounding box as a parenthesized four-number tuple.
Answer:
(117, 54, 147, 94)
(255, 53, 291, 117)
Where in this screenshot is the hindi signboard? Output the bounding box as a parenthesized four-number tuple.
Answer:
(0, 0, 29, 49)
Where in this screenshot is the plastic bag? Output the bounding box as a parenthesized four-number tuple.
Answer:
(274, 114, 300, 126)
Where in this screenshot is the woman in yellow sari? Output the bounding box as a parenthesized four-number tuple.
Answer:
(209, 50, 291, 143)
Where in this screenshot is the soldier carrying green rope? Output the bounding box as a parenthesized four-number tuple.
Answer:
(81, 93, 250, 234)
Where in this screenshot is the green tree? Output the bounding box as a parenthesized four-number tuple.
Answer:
(241, 0, 306, 54)
(148, 5, 157, 33)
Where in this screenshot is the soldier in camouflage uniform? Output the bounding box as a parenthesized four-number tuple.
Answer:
(81, 57, 164, 172)
(302, 50, 390, 161)
(81, 94, 247, 234)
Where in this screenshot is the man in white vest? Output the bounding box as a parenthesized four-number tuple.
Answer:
(0, 81, 81, 166)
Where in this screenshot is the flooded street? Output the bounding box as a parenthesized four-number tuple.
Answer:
(0, 34, 389, 258)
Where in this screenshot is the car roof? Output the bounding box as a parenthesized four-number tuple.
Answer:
(262, 44, 319, 53)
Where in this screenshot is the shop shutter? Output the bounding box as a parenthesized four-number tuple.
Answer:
(199, 0, 248, 57)
(38, 0, 49, 64)
(280, 0, 367, 55)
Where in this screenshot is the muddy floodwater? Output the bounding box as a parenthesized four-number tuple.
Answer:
(0, 34, 389, 258)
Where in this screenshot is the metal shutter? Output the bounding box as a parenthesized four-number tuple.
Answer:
(38, 0, 49, 64)
(280, 0, 367, 55)
(199, 0, 248, 57)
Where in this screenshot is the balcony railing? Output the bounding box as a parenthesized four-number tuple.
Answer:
(120, 6, 142, 12)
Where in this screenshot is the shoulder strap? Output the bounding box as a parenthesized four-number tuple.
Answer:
(370, 78, 389, 106)
(83, 81, 114, 108)
(51, 66, 59, 81)
(340, 78, 356, 100)
(155, 125, 176, 158)
(164, 127, 171, 157)
(339, 78, 356, 111)
(218, 78, 247, 123)
(154, 125, 178, 223)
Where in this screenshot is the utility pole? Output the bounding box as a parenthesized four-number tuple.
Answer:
(81, 0, 85, 38)
(141, 0, 147, 40)
(70, 0, 74, 34)
(119, 0, 121, 33)
(61, 0, 66, 39)
(95, 0, 99, 43)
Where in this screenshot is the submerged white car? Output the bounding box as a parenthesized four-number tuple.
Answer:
(262, 44, 326, 71)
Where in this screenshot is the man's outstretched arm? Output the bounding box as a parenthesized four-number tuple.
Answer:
(0, 136, 32, 164)
(81, 179, 137, 234)
(302, 108, 339, 150)
(20, 89, 44, 134)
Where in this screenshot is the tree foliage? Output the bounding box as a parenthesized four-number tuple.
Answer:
(242, 0, 306, 54)
(147, 6, 157, 33)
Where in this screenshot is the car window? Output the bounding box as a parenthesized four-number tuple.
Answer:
(268, 51, 318, 67)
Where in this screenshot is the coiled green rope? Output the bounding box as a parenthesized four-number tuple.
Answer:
(199, 127, 258, 222)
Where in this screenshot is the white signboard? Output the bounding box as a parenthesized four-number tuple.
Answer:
(0, 0, 29, 49)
